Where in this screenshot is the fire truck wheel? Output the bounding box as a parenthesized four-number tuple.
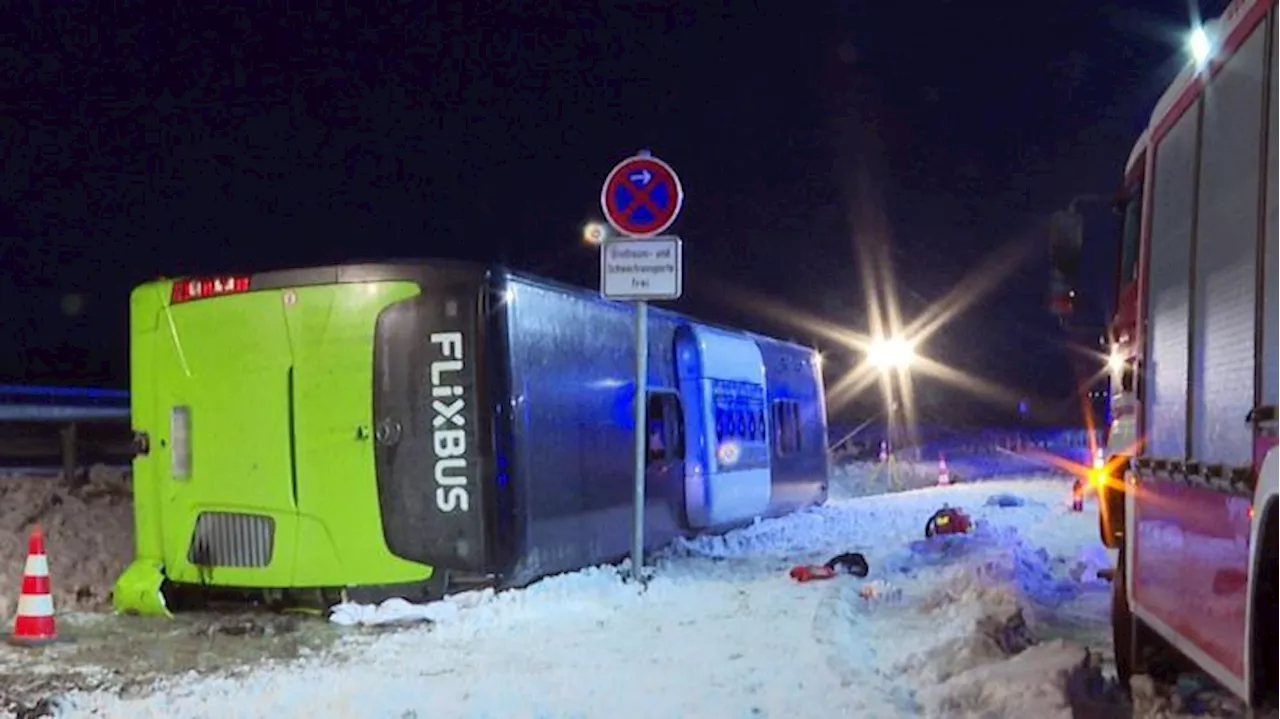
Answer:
(1111, 552, 1137, 689)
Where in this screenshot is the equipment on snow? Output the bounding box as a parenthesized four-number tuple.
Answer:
(825, 552, 870, 577)
(924, 505, 973, 539)
(858, 579, 902, 602)
(788, 551, 870, 583)
(789, 564, 836, 582)
(112, 560, 172, 618)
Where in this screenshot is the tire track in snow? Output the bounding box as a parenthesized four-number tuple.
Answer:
(809, 581, 924, 717)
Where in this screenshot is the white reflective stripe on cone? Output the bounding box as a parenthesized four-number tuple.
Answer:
(16, 592, 54, 618)
(23, 554, 49, 578)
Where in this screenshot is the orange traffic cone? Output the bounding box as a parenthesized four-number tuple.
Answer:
(9, 525, 58, 646)
(936, 455, 951, 486)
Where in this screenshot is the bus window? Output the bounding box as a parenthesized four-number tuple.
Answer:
(771, 399, 802, 457)
(646, 392, 685, 464)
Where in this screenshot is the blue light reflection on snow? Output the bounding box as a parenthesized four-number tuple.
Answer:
(877, 523, 1111, 609)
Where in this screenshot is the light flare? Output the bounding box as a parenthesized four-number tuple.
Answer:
(690, 186, 1045, 442)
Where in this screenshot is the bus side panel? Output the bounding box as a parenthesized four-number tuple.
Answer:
(638, 314, 689, 546)
(484, 274, 521, 579)
(501, 278, 685, 588)
(758, 341, 828, 516)
(674, 324, 772, 529)
(372, 270, 494, 574)
(128, 283, 168, 565)
(810, 345, 831, 503)
(287, 281, 431, 587)
(149, 288, 301, 587)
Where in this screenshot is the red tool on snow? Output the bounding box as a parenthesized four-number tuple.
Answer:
(924, 505, 973, 538)
(789, 552, 870, 583)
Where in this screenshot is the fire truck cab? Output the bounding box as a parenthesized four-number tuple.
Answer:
(1050, 0, 1278, 709)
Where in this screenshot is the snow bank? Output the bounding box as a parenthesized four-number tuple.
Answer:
(798, 490, 1102, 716)
(879, 563, 1084, 718)
(53, 479, 1124, 719)
(329, 597, 460, 627)
(0, 467, 134, 619)
(921, 640, 1084, 719)
(658, 480, 1107, 717)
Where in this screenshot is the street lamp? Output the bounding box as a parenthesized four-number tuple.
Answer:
(867, 336, 916, 371)
(583, 221, 608, 246)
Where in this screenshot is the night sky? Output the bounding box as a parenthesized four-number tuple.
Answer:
(0, 1, 1227, 426)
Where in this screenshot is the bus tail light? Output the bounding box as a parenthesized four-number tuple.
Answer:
(170, 276, 251, 304)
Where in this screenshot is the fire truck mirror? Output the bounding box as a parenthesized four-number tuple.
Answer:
(1048, 209, 1084, 278)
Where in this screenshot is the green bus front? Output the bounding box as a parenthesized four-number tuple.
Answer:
(113, 263, 497, 616)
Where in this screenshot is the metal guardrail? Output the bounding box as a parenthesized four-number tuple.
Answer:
(0, 405, 131, 421)
(0, 383, 128, 404)
(0, 385, 133, 479)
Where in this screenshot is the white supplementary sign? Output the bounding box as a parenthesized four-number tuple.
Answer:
(600, 236, 683, 301)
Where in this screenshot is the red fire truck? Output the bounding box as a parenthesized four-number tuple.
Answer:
(1050, 0, 1277, 709)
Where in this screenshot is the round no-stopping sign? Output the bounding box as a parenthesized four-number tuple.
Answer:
(600, 153, 684, 237)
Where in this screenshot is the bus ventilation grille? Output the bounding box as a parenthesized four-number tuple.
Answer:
(187, 512, 275, 568)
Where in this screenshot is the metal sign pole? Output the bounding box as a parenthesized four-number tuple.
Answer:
(630, 300, 649, 584)
(598, 149, 684, 588)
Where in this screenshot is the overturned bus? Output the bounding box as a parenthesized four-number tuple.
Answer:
(113, 261, 830, 616)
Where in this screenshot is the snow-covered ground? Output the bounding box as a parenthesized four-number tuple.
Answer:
(49, 477, 1132, 719)
(0, 467, 133, 619)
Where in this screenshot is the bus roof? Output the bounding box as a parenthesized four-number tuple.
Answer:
(162, 261, 824, 360)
